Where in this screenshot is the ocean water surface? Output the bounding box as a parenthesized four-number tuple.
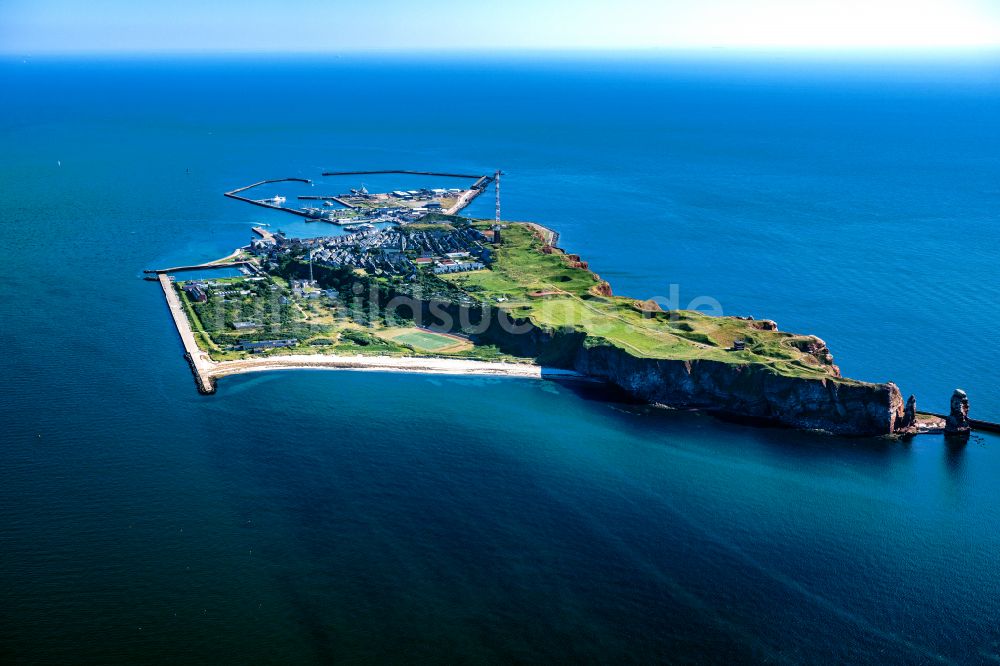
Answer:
(1, 53, 999, 663)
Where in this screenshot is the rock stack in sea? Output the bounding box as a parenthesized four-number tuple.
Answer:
(944, 389, 971, 441)
(901, 395, 917, 430)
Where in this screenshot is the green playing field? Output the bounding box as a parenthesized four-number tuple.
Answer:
(393, 330, 459, 351)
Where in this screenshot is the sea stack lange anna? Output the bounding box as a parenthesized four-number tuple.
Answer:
(945, 389, 972, 441)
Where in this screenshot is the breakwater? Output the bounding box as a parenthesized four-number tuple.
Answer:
(144, 260, 254, 274)
(444, 186, 487, 215)
(227, 171, 495, 220)
(223, 178, 315, 218)
(157, 274, 216, 394)
(296, 195, 357, 209)
(917, 411, 1000, 435)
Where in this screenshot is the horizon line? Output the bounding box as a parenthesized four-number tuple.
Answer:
(4, 45, 1000, 59)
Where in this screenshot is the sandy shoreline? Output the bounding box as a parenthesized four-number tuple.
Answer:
(206, 353, 586, 381)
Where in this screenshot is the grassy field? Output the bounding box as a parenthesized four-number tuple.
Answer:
(378, 328, 472, 353)
(442, 223, 843, 380)
(393, 331, 457, 351)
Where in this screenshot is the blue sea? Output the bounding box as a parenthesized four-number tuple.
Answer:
(1, 53, 999, 663)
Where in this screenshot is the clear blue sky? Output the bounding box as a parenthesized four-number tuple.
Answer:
(2, 0, 1000, 54)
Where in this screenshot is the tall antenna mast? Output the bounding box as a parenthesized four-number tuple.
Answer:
(309, 249, 314, 283)
(495, 170, 502, 224)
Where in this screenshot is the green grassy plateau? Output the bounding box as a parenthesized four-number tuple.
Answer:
(442, 223, 845, 380)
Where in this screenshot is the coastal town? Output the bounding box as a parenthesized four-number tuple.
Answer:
(171, 220, 503, 357)
(151, 170, 520, 369)
(250, 224, 495, 278)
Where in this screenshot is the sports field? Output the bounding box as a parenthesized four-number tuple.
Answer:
(380, 328, 471, 353)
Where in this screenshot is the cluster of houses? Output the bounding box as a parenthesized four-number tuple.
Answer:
(304, 205, 427, 225)
(290, 279, 339, 301)
(251, 225, 496, 279)
(181, 282, 208, 303)
(231, 338, 298, 353)
(373, 207, 429, 223)
(180, 276, 270, 304)
(390, 187, 462, 203)
(429, 253, 487, 274)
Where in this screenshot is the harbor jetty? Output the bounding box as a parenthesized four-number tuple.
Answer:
(223, 178, 315, 218)
(251, 226, 275, 241)
(226, 170, 494, 222)
(968, 418, 1000, 434)
(296, 195, 357, 209)
(144, 260, 255, 275)
(157, 274, 216, 394)
(445, 187, 486, 215)
(916, 412, 1000, 435)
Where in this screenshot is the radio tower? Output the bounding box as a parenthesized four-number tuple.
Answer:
(494, 170, 503, 223)
(308, 249, 314, 284)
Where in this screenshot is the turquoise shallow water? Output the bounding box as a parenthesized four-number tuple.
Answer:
(1, 54, 999, 663)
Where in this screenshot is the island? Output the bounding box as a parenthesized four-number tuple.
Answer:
(151, 170, 933, 437)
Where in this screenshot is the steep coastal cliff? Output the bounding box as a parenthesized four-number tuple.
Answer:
(383, 296, 906, 436)
(573, 342, 905, 435)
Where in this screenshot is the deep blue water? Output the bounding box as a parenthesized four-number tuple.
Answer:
(1, 54, 999, 663)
